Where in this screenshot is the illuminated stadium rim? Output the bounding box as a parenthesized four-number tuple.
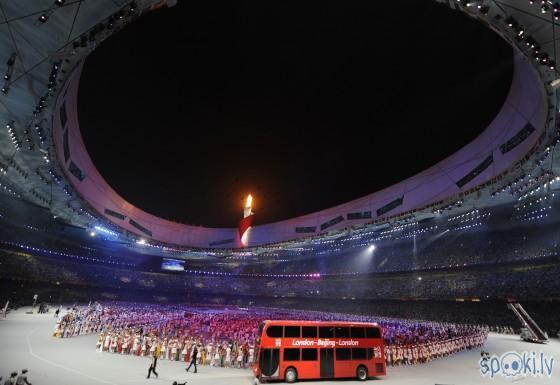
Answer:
(52, 0, 555, 249)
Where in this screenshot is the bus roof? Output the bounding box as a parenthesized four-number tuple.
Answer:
(262, 320, 379, 327)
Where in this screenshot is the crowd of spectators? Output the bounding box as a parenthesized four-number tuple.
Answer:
(237, 219, 560, 276)
(2, 249, 559, 303)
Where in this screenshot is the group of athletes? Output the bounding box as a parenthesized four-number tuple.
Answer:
(384, 332, 487, 366)
(53, 302, 495, 373)
(96, 330, 256, 368)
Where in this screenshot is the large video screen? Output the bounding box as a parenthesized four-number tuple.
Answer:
(161, 258, 185, 272)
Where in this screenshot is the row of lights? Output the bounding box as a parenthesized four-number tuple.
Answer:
(399, 225, 439, 240)
(47, 61, 62, 93)
(6, 121, 21, 150)
(49, 169, 62, 184)
(183, 269, 322, 279)
(386, 220, 419, 232)
(69, 2, 138, 50)
(45, 164, 77, 200)
(517, 176, 560, 201)
(534, 145, 555, 168)
(449, 211, 491, 225)
(316, 248, 342, 255)
(1, 53, 16, 95)
(79, 208, 96, 221)
(34, 123, 47, 144)
(37, 0, 69, 24)
(33, 93, 50, 116)
(528, 0, 560, 19)
(30, 61, 63, 124)
(491, 174, 528, 197)
(502, 171, 555, 198)
(515, 206, 552, 221)
(449, 222, 483, 231)
(432, 200, 463, 215)
(46, 166, 76, 198)
(0, 180, 19, 197)
(21, 126, 34, 151)
(504, 15, 556, 70)
(516, 193, 555, 210)
(520, 213, 548, 222)
(448, 209, 480, 222)
(457, 1, 490, 15)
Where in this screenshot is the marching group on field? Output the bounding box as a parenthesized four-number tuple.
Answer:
(50, 302, 496, 371)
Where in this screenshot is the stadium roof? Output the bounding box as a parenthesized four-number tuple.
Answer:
(0, 0, 560, 249)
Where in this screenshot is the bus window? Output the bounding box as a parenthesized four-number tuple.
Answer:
(319, 326, 334, 338)
(284, 326, 301, 338)
(352, 348, 367, 360)
(336, 348, 351, 361)
(350, 327, 365, 338)
(365, 327, 381, 339)
(302, 348, 318, 361)
(367, 348, 374, 360)
(302, 326, 317, 338)
(266, 325, 283, 338)
(335, 327, 350, 338)
(284, 348, 300, 361)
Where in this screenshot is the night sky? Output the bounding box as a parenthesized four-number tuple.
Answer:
(78, 0, 513, 228)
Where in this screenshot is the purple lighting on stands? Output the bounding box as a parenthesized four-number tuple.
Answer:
(2, 240, 135, 267)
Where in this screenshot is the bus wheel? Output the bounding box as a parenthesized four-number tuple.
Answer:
(285, 367, 298, 383)
(357, 365, 368, 381)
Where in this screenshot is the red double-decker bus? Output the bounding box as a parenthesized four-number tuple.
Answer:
(253, 320, 386, 383)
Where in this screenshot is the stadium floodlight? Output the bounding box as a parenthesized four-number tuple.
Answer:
(89, 231, 96, 237)
(94, 225, 118, 237)
(368, 245, 376, 252)
(137, 238, 146, 245)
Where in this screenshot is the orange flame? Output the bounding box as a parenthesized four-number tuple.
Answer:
(245, 194, 253, 209)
